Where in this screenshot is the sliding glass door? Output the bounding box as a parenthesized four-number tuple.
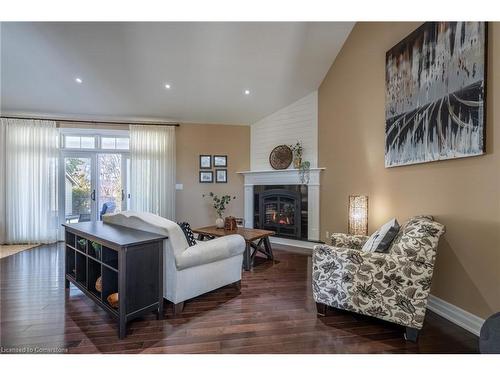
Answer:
(97, 153, 128, 219)
(64, 155, 95, 223)
(61, 153, 129, 224)
(59, 131, 130, 230)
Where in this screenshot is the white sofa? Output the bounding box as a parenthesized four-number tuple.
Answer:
(103, 211, 245, 314)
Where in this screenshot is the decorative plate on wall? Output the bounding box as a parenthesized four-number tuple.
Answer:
(269, 145, 293, 170)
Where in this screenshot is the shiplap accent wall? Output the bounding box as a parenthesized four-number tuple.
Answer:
(250, 91, 318, 170)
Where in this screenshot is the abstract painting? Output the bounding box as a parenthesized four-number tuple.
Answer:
(385, 22, 486, 167)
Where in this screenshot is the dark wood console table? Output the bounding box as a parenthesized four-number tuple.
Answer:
(63, 221, 167, 339)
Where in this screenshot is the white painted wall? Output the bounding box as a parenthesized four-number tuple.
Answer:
(250, 91, 318, 170)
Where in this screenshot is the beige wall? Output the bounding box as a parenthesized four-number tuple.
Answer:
(318, 22, 500, 318)
(176, 123, 250, 228)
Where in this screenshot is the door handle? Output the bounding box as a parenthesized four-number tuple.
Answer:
(91, 190, 96, 201)
(121, 190, 125, 201)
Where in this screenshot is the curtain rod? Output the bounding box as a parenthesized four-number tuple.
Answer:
(0, 115, 180, 127)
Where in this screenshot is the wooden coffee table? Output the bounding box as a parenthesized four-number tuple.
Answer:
(192, 226, 275, 271)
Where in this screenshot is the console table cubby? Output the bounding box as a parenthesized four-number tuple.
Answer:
(63, 221, 167, 339)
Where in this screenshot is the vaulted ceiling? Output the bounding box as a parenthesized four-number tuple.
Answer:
(1, 22, 353, 124)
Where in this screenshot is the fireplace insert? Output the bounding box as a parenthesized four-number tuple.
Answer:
(253, 185, 308, 240)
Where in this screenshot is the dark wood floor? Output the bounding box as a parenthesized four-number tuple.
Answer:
(0, 243, 478, 354)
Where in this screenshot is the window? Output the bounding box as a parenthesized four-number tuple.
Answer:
(61, 133, 129, 151)
(64, 135, 96, 149)
(101, 137, 130, 150)
(116, 138, 130, 150)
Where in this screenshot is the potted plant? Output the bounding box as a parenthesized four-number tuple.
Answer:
(203, 192, 236, 228)
(299, 161, 311, 184)
(290, 141, 303, 169)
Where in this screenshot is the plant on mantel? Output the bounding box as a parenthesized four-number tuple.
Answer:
(289, 141, 303, 168)
(299, 161, 311, 184)
(289, 141, 311, 184)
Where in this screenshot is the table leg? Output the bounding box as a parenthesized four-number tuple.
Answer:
(249, 238, 264, 263)
(118, 250, 127, 339)
(157, 241, 164, 320)
(243, 242, 252, 271)
(264, 237, 274, 260)
(119, 319, 127, 339)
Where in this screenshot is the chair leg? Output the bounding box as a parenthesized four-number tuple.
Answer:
(404, 327, 420, 342)
(173, 302, 184, 316)
(316, 302, 328, 316)
(243, 242, 252, 271)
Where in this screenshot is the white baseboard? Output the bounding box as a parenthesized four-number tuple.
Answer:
(427, 294, 485, 336)
(269, 236, 318, 251)
(267, 239, 485, 337)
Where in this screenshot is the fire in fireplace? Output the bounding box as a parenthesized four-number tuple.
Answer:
(254, 185, 308, 240)
(265, 202, 294, 225)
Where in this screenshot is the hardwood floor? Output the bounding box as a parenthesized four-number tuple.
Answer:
(0, 243, 478, 354)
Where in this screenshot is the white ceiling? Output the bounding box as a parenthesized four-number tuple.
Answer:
(0, 22, 353, 125)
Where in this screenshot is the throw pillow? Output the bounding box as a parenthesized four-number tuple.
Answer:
(362, 218, 400, 253)
(178, 222, 197, 247)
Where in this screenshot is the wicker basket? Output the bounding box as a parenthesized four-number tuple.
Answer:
(107, 293, 119, 309)
(95, 276, 102, 292)
(224, 216, 237, 231)
(269, 145, 292, 170)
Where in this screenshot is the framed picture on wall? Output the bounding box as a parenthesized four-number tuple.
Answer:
(213, 155, 227, 167)
(385, 22, 487, 167)
(215, 169, 227, 183)
(199, 155, 212, 169)
(199, 171, 213, 183)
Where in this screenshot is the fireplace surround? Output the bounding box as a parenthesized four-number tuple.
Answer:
(237, 168, 324, 243)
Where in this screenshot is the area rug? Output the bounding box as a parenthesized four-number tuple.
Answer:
(0, 244, 40, 259)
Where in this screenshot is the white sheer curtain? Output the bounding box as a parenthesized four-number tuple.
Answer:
(0, 123, 6, 243)
(0, 119, 59, 244)
(129, 125, 176, 219)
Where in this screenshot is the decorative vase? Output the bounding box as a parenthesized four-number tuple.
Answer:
(293, 157, 302, 169)
(215, 216, 224, 229)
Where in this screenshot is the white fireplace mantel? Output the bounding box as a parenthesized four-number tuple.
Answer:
(237, 168, 325, 242)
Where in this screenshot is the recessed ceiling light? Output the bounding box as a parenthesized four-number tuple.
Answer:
(165, 83, 171, 89)
(244, 89, 250, 95)
(75, 77, 83, 84)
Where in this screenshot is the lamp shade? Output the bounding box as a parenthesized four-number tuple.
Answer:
(348, 195, 368, 236)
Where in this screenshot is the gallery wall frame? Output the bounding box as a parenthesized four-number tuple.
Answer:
(215, 169, 227, 183)
(213, 155, 228, 167)
(199, 170, 214, 183)
(199, 155, 212, 169)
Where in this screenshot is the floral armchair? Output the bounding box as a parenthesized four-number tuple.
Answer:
(312, 215, 445, 341)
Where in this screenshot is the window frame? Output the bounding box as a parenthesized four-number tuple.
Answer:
(60, 128, 130, 151)
(100, 136, 130, 150)
(63, 135, 97, 150)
